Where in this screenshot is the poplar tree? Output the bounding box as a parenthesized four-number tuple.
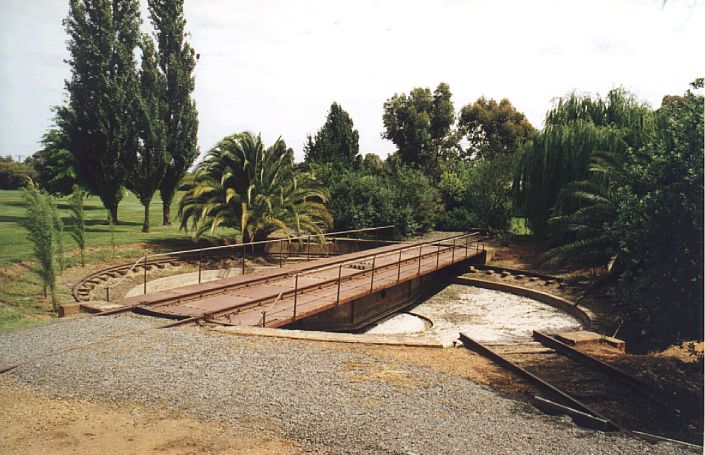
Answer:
(126, 36, 168, 232)
(60, 0, 141, 224)
(149, 0, 199, 225)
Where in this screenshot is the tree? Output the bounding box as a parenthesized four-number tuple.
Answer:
(514, 88, 654, 235)
(179, 132, 332, 243)
(362, 153, 384, 173)
(59, 0, 141, 224)
(68, 186, 87, 267)
(458, 97, 535, 160)
(22, 184, 62, 311)
(126, 36, 168, 232)
(304, 102, 360, 168)
(32, 127, 77, 195)
(382, 82, 457, 180)
(149, 0, 199, 226)
(612, 79, 704, 349)
(0, 160, 36, 189)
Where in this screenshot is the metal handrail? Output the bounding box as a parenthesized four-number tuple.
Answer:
(101, 225, 395, 300)
(256, 232, 487, 323)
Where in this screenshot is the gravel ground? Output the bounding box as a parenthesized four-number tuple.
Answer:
(0, 315, 697, 454)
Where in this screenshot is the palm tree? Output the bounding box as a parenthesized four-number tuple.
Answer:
(178, 132, 332, 243)
(541, 150, 631, 273)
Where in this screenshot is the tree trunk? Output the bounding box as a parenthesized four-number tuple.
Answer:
(142, 202, 151, 233)
(162, 199, 171, 226)
(109, 205, 119, 225)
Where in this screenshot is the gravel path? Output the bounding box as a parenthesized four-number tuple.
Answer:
(1, 316, 697, 454)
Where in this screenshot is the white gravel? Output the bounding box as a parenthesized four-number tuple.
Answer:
(365, 285, 583, 346)
(0, 316, 696, 454)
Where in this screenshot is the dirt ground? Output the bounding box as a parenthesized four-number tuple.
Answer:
(0, 378, 297, 455)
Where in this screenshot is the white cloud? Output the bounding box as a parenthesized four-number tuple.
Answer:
(1, 0, 703, 161)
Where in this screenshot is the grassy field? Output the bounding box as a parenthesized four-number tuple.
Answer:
(0, 189, 237, 333)
(0, 189, 206, 267)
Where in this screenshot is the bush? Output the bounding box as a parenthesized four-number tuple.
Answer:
(0, 160, 36, 189)
(323, 163, 441, 238)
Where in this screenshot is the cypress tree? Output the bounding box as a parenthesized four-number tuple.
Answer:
(304, 102, 360, 168)
(59, 0, 141, 224)
(148, 0, 199, 225)
(126, 35, 168, 232)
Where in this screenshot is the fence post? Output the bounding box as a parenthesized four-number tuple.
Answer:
(307, 235, 311, 260)
(293, 274, 299, 317)
(198, 252, 202, 283)
(465, 235, 469, 258)
(436, 242, 440, 269)
(242, 244, 246, 275)
(370, 256, 376, 292)
(417, 245, 423, 276)
(397, 249, 402, 283)
(106, 286, 110, 302)
(336, 264, 342, 305)
(262, 311, 266, 327)
(143, 256, 148, 294)
(280, 239, 284, 267)
(452, 237, 456, 262)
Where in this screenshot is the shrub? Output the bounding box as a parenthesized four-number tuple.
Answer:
(0, 160, 36, 189)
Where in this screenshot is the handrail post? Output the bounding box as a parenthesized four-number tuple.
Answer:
(143, 256, 148, 294)
(293, 274, 299, 317)
(242, 244, 246, 275)
(198, 252, 202, 283)
(332, 238, 336, 255)
(476, 239, 479, 254)
(452, 237, 456, 262)
(279, 239, 284, 267)
(336, 264, 342, 305)
(436, 242, 440, 269)
(417, 245, 423, 276)
(370, 256, 376, 293)
(465, 234, 469, 258)
(262, 311, 266, 327)
(307, 235, 311, 260)
(106, 286, 110, 302)
(397, 249, 402, 283)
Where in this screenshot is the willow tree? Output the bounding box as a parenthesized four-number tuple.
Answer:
(178, 132, 332, 243)
(60, 0, 141, 224)
(514, 89, 654, 236)
(149, 0, 199, 226)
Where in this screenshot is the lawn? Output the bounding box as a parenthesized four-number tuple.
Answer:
(0, 189, 204, 267)
(0, 189, 237, 333)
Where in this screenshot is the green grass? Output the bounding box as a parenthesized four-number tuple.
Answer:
(0, 189, 215, 267)
(509, 216, 531, 236)
(0, 188, 239, 333)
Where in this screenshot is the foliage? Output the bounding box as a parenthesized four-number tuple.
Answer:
(611, 80, 704, 350)
(21, 184, 62, 311)
(179, 132, 332, 243)
(458, 97, 535, 160)
(59, 0, 142, 224)
(32, 127, 77, 195)
(324, 161, 441, 238)
(0, 159, 36, 190)
(514, 88, 654, 236)
(382, 82, 457, 181)
(149, 0, 199, 226)
(437, 156, 513, 231)
(304, 102, 360, 169)
(125, 35, 168, 233)
(362, 153, 384, 173)
(68, 186, 87, 267)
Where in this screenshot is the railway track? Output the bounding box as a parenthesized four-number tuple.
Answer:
(460, 332, 703, 449)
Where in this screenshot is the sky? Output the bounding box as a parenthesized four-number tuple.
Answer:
(1, 0, 703, 162)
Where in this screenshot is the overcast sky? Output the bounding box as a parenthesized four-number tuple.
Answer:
(1, 0, 703, 162)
